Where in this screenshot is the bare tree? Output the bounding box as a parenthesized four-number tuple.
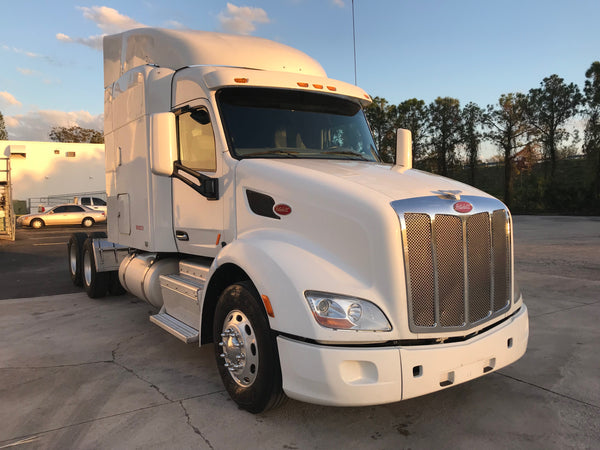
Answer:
(484, 93, 531, 208)
(461, 102, 484, 185)
(427, 97, 462, 176)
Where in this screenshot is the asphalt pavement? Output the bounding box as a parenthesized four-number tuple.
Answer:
(0, 217, 598, 449)
(0, 224, 107, 299)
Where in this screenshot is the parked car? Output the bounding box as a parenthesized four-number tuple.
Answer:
(17, 204, 106, 229)
(76, 196, 107, 212)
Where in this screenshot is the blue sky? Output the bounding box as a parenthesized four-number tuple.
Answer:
(1, 0, 599, 143)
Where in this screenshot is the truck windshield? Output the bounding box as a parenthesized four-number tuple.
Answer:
(217, 88, 380, 162)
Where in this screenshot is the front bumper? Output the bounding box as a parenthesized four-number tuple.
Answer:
(277, 304, 528, 406)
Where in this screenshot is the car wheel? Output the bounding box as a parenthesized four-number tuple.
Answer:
(213, 281, 286, 413)
(82, 217, 95, 228)
(31, 219, 44, 229)
(67, 232, 89, 287)
(82, 238, 109, 298)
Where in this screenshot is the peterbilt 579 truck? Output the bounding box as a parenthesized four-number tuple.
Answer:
(67, 28, 529, 413)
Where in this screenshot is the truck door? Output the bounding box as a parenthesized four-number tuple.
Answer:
(172, 100, 223, 257)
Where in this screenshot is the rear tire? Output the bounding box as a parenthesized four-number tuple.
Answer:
(31, 219, 44, 229)
(213, 281, 286, 413)
(82, 217, 95, 228)
(67, 232, 89, 286)
(82, 238, 109, 298)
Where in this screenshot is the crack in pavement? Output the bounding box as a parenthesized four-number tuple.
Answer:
(110, 335, 173, 402)
(495, 371, 600, 410)
(0, 370, 227, 447)
(1, 361, 113, 370)
(179, 401, 215, 449)
(529, 299, 600, 319)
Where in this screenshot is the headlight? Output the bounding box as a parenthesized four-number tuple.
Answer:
(305, 291, 392, 331)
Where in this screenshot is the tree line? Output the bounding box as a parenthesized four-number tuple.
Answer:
(0, 119, 104, 145)
(365, 61, 600, 213)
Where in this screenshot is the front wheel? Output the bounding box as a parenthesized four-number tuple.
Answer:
(31, 219, 44, 229)
(213, 282, 285, 413)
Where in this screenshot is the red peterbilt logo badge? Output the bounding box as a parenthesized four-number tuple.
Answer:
(453, 201, 473, 213)
(273, 204, 292, 216)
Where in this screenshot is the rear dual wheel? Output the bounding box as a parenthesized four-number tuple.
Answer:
(68, 232, 126, 297)
(213, 282, 285, 413)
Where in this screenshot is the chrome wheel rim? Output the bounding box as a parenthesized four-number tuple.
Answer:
(219, 309, 259, 387)
(69, 245, 77, 275)
(83, 249, 92, 286)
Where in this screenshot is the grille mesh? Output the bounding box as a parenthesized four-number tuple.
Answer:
(467, 213, 492, 322)
(492, 210, 510, 311)
(404, 208, 511, 331)
(404, 214, 435, 326)
(434, 215, 465, 326)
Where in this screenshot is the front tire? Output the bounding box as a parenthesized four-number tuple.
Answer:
(82, 238, 109, 298)
(31, 219, 44, 229)
(213, 282, 285, 413)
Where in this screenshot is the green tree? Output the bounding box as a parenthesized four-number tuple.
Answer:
(461, 102, 484, 185)
(583, 61, 600, 204)
(427, 97, 462, 176)
(49, 125, 104, 143)
(0, 111, 8, 140)
(395, 98, 428, 165)
(365, 96, 396, 163)
(525, 75, 583, 179)
(484, 93, 530, 208)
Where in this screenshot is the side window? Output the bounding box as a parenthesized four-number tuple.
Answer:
(177, 109, 217, 172)
(93, 198, 106, 206)
(81, 197, 91, 205)
(53, 206, 67, 213)
(66, 205, 84, 212)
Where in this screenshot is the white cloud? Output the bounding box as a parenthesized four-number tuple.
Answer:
(17, 67, 39, 76)
(0, 91, 22, 108)
(163, 20, 187, 30)
(218, 3, 270, 35)
(56, 32, 104, 51)
(1, 45, 56, 64)
(57, 6, 147, 51)
(5, 110, 103, 141)
(332, 0, 345, 7)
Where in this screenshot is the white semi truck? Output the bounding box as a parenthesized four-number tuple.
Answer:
(67, 28, 529, 413)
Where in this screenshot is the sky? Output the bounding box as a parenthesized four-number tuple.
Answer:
(1, 0, 599, 143)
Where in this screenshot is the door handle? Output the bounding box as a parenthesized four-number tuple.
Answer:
(175, 230, 189, 241)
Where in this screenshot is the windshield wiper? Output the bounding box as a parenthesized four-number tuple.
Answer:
(323, 150, 369, 161)
(242, 150, 300, 158)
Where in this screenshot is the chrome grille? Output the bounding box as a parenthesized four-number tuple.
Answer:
(395, 196, 512, 333)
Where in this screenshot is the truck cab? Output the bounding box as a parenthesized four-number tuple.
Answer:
(68, 28, 528, 413)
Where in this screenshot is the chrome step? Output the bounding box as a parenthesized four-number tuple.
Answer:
(150, 312, 199, 343)
(159, 273, 204, 303)
(179, 259, 211, 283)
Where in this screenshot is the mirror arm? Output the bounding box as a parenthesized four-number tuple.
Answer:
(172, 162, 219, 200)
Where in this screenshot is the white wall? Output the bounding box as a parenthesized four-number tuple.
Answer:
(1, 141, 105, 201)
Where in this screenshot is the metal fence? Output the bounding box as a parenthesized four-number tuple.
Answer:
(27, 191, 107, 213)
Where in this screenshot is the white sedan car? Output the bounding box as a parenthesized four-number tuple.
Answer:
(17, 204, 106, 229)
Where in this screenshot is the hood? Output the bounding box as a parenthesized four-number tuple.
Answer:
(246, 159, 491, 202)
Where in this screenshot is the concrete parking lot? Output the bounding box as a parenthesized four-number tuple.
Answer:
(0, 216, 599, 449)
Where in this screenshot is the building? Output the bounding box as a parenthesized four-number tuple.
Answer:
(1, 141, 106, 206)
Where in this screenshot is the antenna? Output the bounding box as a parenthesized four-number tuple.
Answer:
(352, 0, 357, 85)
